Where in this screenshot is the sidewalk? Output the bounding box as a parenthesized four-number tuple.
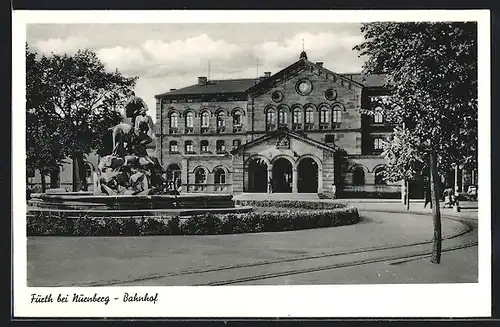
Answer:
(234, 194, 479, 220)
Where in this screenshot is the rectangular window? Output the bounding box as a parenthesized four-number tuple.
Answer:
(373, 138, 384, 150)
(169, 142, 178, 152)
(325, 134, 335, 144)
(185, 142, 194, 153)
(216, 141, 226, 152)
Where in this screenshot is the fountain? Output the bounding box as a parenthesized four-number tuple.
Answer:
(27, 94, 251, 218)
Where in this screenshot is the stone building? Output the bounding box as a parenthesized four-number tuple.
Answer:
(154, 52, 402, 198)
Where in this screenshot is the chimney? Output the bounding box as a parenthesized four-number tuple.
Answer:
(198, 76, 207, 85)
(316, 62, 323, 67)
(264, 72, 271, 77)
(170, 88, 177, 91)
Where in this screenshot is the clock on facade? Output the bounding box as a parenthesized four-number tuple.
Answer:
(295, 79, 312, 96)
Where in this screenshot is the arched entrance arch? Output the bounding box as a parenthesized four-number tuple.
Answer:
(247, 157, 268, 193)
(297, 157, 319, 193)
(272, 157, 293, 193)
(166, 163, 182, 188)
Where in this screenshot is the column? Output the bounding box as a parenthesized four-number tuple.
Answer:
(292, 168, 298, 193)
(267, 166, 273, 193)
(181, 158, 188, 192)
(317, 168, 323, 193)
(454, 164, 459, 193)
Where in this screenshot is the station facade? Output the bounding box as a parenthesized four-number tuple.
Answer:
(154, 52, 400, 197)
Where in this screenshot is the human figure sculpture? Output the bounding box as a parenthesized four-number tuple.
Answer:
(124, 90, 149, 129)
(97, 92, 168, 196)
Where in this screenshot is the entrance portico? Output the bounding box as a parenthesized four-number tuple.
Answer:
(232, 128, 335, 195)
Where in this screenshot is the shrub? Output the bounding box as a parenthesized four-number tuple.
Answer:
(26, 207, 361, 237)
(235, 200, 346, 210)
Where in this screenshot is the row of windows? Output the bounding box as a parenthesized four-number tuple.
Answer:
(167, 109, 385, 134)
(169, 139, 241, 153)
(265, 107, 343, 131)
(169, 111, 243, 134)
(194, 167, 226, 184)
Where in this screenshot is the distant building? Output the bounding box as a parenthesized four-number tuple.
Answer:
(154, 52, 403, 197)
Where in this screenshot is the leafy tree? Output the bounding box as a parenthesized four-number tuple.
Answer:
(38, 48, 138, 191)
(26, 45, 65, 192)
(354, 22, 477, 264)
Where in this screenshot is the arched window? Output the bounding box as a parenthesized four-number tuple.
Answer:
(200, 140, 209, 153)
(374, 108, 384, 123)
(216, 140, 226, 153)
(374, 167, 386, 185)
(332, 106, 342, 123)
(185, 140, 194, 153)
(320, 107, 330, 130)
(217, 111, 226, 133)
(214, 168, 226, 184)
(305, 107, 314, 124)
(232, 110, 243, 132)
(353, 167, 365, 185)
(373, 137, 384, 151)
(292, 108, 302, 124)
(169, 112, 179, 129)
(266, 109, 276, 131)
(278, 108, 287, 126)
(169, 140, 178, 153)
(320, 108, 330, 123)
(194, 168, 207, 184)
(185, 112, 194, 133)
(201, 111, 210, 128)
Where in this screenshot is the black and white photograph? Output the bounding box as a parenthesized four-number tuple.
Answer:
(12, 10, 491, 318)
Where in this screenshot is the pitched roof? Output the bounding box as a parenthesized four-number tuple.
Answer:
(340, 73, 388, 88)
(155, 62, 388, 98)
(155, 78, 259, 98)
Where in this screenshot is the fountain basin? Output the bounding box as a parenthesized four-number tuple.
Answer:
(28, 192, 252, 217)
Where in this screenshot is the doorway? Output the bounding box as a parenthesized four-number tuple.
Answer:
(272, 158, 292, 193)
(248, 159, 268, 192)
(298, 158, 318, 193)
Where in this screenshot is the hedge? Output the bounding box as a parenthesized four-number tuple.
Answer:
(234, 200, 347, 210)
(27, 207, 360, 236)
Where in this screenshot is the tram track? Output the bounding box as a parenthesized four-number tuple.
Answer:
(78, 214, 476, 287)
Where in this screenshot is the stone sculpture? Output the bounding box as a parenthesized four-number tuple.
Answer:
(96, 95, 173, 196)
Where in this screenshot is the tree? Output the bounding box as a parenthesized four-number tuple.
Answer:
(354, 22, 477, 264)
(26, 45, 66, 192)
(38, 48, 138, 191)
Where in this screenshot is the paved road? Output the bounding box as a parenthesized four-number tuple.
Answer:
(27, 210, 477, 286)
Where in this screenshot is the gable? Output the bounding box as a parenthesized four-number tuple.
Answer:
(249, 59, 363, 98)
(232, 128, 336, 157)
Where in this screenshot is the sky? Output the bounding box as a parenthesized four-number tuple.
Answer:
(26, 23, 367, 122)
